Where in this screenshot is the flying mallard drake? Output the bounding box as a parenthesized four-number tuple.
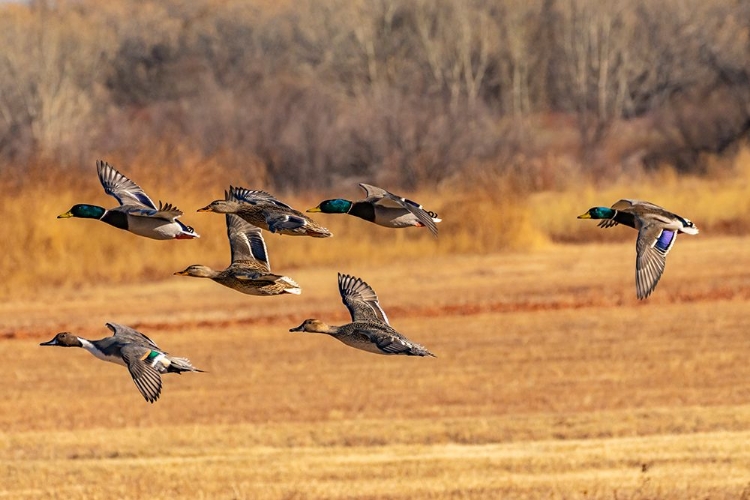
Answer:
(307, 183, 441, 237)
(58, 160, 199, 240)
(175, 192, 301, 295)
(197, 186, 331, 238)
(578, 199, 699, 299)
(290, 273, 435, 356)
(40, 323, 203, 403)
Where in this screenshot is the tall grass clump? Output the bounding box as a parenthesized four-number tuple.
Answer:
(531, 148, 750, 243)
(0, 148, 748, 298)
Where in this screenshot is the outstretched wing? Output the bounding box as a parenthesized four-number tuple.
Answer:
(226, 214, 271, 272)
(119, 201, 184, 223)
(120, 344, 163, 403)
(97, 160, 157, 209)
(359, 183, 438, 237)
(106, 323, 160, 350)
(338, 273, 389, 324)
(635, 223, 677, 299)
(229, 186, 294, 209)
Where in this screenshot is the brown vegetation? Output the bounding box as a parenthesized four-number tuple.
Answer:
(0, 0, 747, 294)
(1, 1, 750, 497)
(1, 148, 748, 295)
(1, 0, 750, 189)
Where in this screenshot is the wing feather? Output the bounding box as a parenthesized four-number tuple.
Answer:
(358, 183, 438, 237)
(106, 323, 160, 350)
(338, 273, 389, 324)
(635, 224, 677, 299)
(226, 214, 271, 272)
(97, 160, 157, 209)
(229, 186, 294, 209)
(121, 344, 163, 403)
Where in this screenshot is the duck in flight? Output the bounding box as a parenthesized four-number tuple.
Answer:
(175, 191, 301, 296)
(58, 160, 199, 240)
(290, 273, 435, 356)
(198, 186, 331, 238)
(40, 323, 203, 403)
(307, 183, 440, 237)
(578, 199, 698, 299)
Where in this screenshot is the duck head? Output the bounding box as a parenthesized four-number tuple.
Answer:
(174, 265, 219, 279)
(307, 199, 352, 214)
(289, 319, 331, 333)
(58, 204, 107, 220)
(577, 207, 616, 220)
(197, 200, 240, 214)
(40, 332, 82, 347)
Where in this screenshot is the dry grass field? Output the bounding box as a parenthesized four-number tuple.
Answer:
(1, 233, 750, 499)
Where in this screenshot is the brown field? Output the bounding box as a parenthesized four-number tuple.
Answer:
(2, 233, 750, 499)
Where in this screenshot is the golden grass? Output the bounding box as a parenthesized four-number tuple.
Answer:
(533, 147, 750, 243)
(5, 148, 749, 296)
(1, 235, 750, 498)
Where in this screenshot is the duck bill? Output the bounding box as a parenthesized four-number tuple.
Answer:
(289, 323, 306, 332)
(196, 206, 212, 213)
(39, 338, 59, 346)
(306, 206, 322, 213)
(57, 211, 74, 219)
(577, 212, 592, 219)
(173, 270, 189, 276)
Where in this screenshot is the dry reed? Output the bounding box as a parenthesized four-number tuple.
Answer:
(0, 149, 748, 296)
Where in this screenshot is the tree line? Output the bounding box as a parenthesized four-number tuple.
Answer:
(0, 0, 748, 190)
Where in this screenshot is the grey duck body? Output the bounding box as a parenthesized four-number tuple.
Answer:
(308, 183, 441, 237)
(40, 322, 202, 403)
(289, 273, 435, 357)
(57, 160, 199, 240)
(578, 199, 699, 299)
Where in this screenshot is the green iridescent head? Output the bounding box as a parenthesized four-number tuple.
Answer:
(577, 207, 616, 220)
(307, 199, 353, 214)
(58, 204, 106, 220)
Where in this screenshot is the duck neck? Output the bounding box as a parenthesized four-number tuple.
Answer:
(612, 210, 636, 229)
(100, 210, 128, 229)
(324, 324, 345, 336)
(82, 338, 126, 366)
(347, 202, 376, 222)
(78, 337, 103, 357)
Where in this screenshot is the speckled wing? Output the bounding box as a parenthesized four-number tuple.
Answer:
(97, 160, 157, 209)
(234, 271, 285, 283)
(353, 326, 434, 356)
(265, 213, 309, 233)
(359, 183, 438, 237)
(120, 344, 163, 403)
(338, 273, 389, 324)
(106, 323, 160, 350)
(369, 331, 421, 355)
(634, 222, 677, 299)
(229, 186, 294, 210)
(225, 214, 271, 272)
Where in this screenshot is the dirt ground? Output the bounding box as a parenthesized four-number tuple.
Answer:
(2, 236, 749, 499)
